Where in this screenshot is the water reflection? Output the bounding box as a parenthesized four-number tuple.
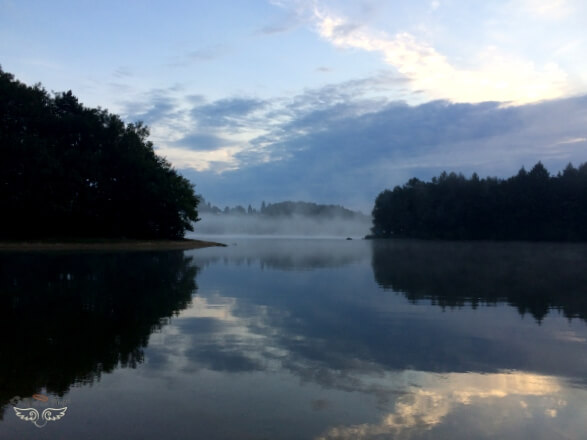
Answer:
(371, 239, 587, 322)
(316, 370, 580, 440)
(192, 237, 365, 270)
(1, 239, 586, 439)
(184, 240, 587, 380)
(0, 251, 199, 419)
(146, 238, 587, 438)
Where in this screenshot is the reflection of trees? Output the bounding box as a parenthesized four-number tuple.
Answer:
(371, 240, 587, 322)
(177, 239, 586, 385)
(192, 240, 363, 271)
(0, 251, 198, 418)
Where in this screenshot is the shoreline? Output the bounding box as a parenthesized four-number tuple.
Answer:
(0, 238, 227, 252)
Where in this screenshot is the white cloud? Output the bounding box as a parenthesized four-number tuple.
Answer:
(312, 8, 570, 104)
(554, 137, 587, 145)
(156, 145, 241, 172)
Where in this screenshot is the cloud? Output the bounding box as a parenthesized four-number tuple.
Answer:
(312, 7, 571, 104)
(132, 97, 177, 125)
(139, 74, 408, 176)
(186, 94, 587, 209)
(554, 137, 587, 146)
(156, 145, 241, 173)
(118, 72, 586, 210)
(167, 45, 230, 68)
(255, 0, 308, 35)
(113, 66, 133, 78)
(173, 133, 233, 151)
(191, 97, 267, 129)
(122, 86, 184, 125)
(187, 46, 227, 62)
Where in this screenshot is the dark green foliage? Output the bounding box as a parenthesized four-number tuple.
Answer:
(372, 162, 587, 241)
(0, 68, 199, 239)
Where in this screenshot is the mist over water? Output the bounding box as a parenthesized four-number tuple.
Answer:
(192, 213, 372, 238)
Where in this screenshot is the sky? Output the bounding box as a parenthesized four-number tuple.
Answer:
(1, 0, 587, 212)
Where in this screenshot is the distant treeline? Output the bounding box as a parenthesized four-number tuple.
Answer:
(371, 162, 587, 241)
(200, 199, 366, 219)
(0, 68, 199, 240)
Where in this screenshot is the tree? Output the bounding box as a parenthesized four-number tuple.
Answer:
(371, 162, 587, 241)
(0, 67, 199, 239)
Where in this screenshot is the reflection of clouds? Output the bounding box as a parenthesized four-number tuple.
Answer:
(316, 371, 565, 440)
(141, 259, 587, 438)
(166, 241, 587, 385)
(181, 295, 240, 322)
(554, 331, 587, 344)
(147, 295, 276, 374)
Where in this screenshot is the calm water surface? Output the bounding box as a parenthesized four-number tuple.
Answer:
(1, 238, 586, 439)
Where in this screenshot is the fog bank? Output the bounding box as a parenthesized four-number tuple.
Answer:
(192, 213, 372, 238)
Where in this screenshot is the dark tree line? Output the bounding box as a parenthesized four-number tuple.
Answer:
(200, 198, 366, 219)
(0, 68, 199, 239)
(260, 201, 362, 218)
(371, 162, 587, 241)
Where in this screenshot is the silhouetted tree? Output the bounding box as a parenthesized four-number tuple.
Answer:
(0, 68, 199, 239)
(371, 162, 587, 241)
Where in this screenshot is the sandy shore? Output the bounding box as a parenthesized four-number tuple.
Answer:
(0, 239, 226, 252)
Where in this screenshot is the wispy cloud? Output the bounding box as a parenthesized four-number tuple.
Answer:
(117, 62, 587, 209)
(311, 6, 570, 104)
(316, 66, 332, 73)
(185, 93, 587, 209)
(121, 72, 409, 174)
(156, 145, 241, 173)
(191, 97, 267, 129)
(554, 137, 587, 146)
(167, 45, 229, 68)
(113, 66, 133, 78)
(173, 133, 233, 151)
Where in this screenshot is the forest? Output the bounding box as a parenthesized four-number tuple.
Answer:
(200, 198, 366, 220)
(371, 162, 587, 241)
(0, 68, 199, 240)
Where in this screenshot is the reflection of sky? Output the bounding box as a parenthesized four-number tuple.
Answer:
(5, 239, 584, 439)
(130, 239, 587, 438)
(183, 240, 587, 379)
(317, 370, 586, 440)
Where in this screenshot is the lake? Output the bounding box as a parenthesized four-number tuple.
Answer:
(1, 238, 586, 439)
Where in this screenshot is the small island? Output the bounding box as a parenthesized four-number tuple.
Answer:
(370, 162, 587, 241)
(0, 68, 221, 249)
